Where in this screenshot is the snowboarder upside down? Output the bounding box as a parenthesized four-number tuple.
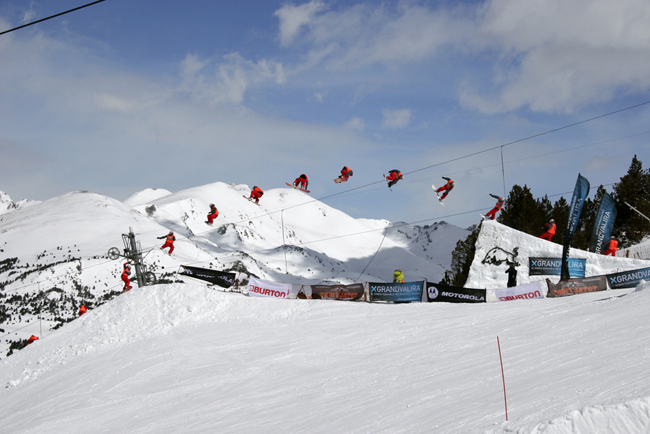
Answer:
(436, 177, 455, 201)
(335, 166, 353, 183)
(386, 170, 403, 188)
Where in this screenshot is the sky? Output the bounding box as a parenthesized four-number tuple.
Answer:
(1, 0, 650, 228)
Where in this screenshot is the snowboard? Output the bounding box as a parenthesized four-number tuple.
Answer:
(383, 174, 392, 191)
(285, 182, 310, 193)
(334, 176, 345, 183)
(243, 195, 261, 205)
(432, 184, 444, 205)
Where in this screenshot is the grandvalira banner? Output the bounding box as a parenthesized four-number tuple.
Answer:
(369, 281, 424, 302)
(179, 265, 236, 288)
(529, 258, 586, 278)
(606, 266, 650, 289)
(426, 282, 486, 303)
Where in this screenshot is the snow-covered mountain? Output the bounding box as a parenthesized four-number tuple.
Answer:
(0, 190, 39, 216)
(0, 182, 470, 357)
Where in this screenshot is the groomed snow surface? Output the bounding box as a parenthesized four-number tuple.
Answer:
(1, 281, 649, 433)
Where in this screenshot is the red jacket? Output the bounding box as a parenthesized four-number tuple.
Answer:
(209, 205, 218, 216)
(79, 305, 88, 316)
(608, 239, 618, 251)
(546, 222, 556, 235)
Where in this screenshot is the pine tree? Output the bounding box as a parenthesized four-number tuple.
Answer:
(612, 155, 650, 247)
(498, 185, 546, 235)
(443, 226, 480, 287)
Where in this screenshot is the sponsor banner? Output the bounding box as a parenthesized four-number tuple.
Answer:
(589, 192, 617, 253)
(606, 266, 650, 289)
(426, 282, 486, 303)
(311, 283, 365, 301)
(369, 281, 424, 302)
(546, 275, 608, 298)
(529, 257, 586, 278)
(247, 277, 291, 299)
(494, 281, 544, 302)
(179, 265, 236, 288)
(561, 174, 590, 280)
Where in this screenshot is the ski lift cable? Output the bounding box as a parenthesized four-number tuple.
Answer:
(0, 0, 107, 36)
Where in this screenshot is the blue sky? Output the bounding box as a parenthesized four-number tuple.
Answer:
(1, 0, 649, 228)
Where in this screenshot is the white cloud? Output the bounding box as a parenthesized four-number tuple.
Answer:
(274, 0, 328, 47)
(313, 91, 326, 102)
(345, 117, 365, 131)
(381, 108, 412, 129)
(179, 52, 286, 105)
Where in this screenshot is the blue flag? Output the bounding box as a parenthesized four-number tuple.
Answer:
(589, 192, 617, 253)
(561, 174, 590, 280)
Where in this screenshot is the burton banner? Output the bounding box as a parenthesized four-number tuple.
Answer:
(529, 258, 586, 278)
(561, 174, 590, 280)
(369, 281, 424, 302)
(311, 283, 365, 301)
(247, 277, 291, 299)
(426, 282, 486, 303)
(589, 192, 617, 253)
(546, 276, 607, 298)
(494, 281, 545, 302)
(179, 265, 236, 288)
(606, 266, 650, 289)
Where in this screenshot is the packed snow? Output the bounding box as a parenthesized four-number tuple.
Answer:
(1, 185, 650, 433)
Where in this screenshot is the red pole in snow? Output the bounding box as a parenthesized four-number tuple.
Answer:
(497, 336, 508, 421)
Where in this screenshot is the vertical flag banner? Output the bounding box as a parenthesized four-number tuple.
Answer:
(589, 192, 617, 253)
(561, 174, 590, 280)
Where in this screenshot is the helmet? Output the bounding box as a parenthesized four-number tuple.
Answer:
(550, 219, 555, 223)
(611, 235, 616, 239)
(169, 231, 174, 235)
(499, 197, 504, 201)
(125, 264, 131, 269)
(209, 203, 214, 207)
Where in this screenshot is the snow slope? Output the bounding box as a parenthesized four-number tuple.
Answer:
(1, 280, 650, 433)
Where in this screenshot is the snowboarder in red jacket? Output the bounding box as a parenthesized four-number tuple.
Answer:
(250, 186, 264, 203)
(293, 174, 309, 190)
(206, 203, 219, 225)
(539, 219, 556, 241)
(436, 177, 455, 200)
(386, 170, 403, 188)
(484, 194, 505, 220)
(121, 264, 132, 291)
(603, 236, 618, 256)
(158, 231, 175, 254)
(335, 166, 353, 183)
(78, 305, 88, 316)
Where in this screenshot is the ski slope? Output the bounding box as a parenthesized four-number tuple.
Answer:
(0, 280, 649, 433)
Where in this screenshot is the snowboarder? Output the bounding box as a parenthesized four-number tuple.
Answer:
(335, 166, 354, 183)
(603, 236, 618, 256)
(506, 264, 517, 288)
(483, 194, 505, 220)
(78, 305, 88, 316)
(121, 263, 132, 292)
(385, 170, 403, 188)
(158, 231, 175, 255)
(393, 269, 405, 283)
(293, 174, 309, 190)
(435, 177, 455, 201)
(206, 203, 219, 225)
(249, 186, 264, 204)
(539, 219, 556, 242)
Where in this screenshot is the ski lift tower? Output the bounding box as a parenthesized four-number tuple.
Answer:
(108, 227, 157, 287)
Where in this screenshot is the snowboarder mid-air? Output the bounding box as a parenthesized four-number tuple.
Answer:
(335, 166, 354, 183)
(249, 186, 264, 203)
(293, 174, 309, 190)
(158, 231, 175, 255)
(435, 177, 455, 201)
(393, 269, 405, 283)
(385, 170, 403, 188)
(206, 203, 219, 225)
(539, 219, 556, 241)
(483, 194, 505, 220)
